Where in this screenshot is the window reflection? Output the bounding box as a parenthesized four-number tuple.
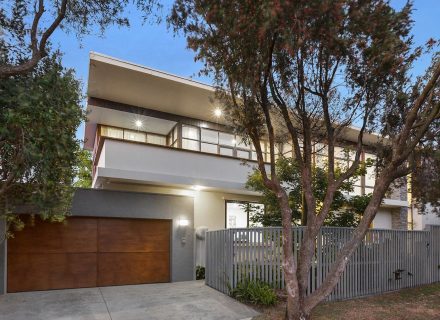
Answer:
(226, 202, 264, 228)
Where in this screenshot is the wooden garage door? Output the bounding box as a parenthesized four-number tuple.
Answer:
(7, 217, 171, 293)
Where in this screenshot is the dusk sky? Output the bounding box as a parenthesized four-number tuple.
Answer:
(49, 0, 440, 140)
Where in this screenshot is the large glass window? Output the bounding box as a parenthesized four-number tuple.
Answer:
(99, 123, 274, 163)
(101, 126, 123, 139)
(237, 149, 251, 159)
(226, 202, 248, 228)
(182, 125, 199, 140)
(169, 125, 179, 148)
(201, 128, 219, 144)
(182, 125, 200, 151)
(182, 139, 199, 151)
(219, 146, 233, 156)
(124, 130, 146, 143)
(219, 132, 235, 147)
(282, 143, 293, 157)
(236, 136, 251, 150)
(147, 134, 166, 146)
(201, 142, 217, 154)
(260, 141, 269, 162)
(226, 201, 264, 228)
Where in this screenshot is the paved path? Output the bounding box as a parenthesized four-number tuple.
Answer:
(0, 281, 258, 320)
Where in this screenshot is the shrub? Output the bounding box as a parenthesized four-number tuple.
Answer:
(230, 279, 277, 306)
(196, 266, 205, 280)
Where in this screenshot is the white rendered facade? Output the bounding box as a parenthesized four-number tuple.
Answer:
(85, 52, 410, 231)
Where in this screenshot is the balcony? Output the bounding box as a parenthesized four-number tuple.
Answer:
(93, 138, 261, 193)
(90, 119, 407, 207)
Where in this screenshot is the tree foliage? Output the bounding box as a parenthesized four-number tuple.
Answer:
(170, 0, 439, 318)
(0, 0, 159, 77)
(0, 53, 84, 237)
(73, 149, 92, 188)
(246, 157, 372, 227)
(411, 144, 440, 216)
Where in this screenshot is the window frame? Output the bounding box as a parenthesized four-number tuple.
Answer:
(224, 200, 265, 229)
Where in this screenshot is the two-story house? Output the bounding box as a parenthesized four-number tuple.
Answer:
(85, 52, 410, 230)
(0, 52, 416, 295)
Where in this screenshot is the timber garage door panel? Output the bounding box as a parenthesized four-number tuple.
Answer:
(8, 217, 98, 254)
(7, 217, 98, 293)
(8, 253, 97, 292)
(98, 218, 170, 252)
(97, 218, 171, 286)
(98, 252, 170, 286)
(7, 217, 171, 293)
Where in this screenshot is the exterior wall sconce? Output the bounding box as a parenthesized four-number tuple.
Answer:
(178, 218, 190, 244)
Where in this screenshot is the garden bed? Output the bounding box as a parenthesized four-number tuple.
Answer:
(253, 283, 440, 320)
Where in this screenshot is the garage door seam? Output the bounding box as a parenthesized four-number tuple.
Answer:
(98, 287, 113, 320)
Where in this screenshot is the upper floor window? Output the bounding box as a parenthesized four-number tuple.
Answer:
(100, 125, 167, 146)
(101, 126, 123, 139)
(183, 125, 255, 160)
(124, 130, 146, 143)
(182, 125, 200, 151)
(147, 134, 166, 145)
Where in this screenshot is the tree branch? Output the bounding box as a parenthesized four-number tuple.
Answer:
(395, 62, 440, 150)
(0, 0, 68, 78)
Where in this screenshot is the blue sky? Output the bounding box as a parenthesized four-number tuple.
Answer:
(49, 0, 440, 140)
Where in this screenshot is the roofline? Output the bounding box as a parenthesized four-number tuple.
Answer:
(89, 52, 215, 92)
(88, 52, 383, 140)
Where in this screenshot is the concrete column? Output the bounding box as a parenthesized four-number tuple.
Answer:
(388, 177, 409, 230)
(392, 207, 409, 230)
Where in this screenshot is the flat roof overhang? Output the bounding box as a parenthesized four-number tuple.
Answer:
(85, 52, 383, 149)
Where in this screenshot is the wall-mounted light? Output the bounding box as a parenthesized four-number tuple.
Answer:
(179, 218, 190, 227)
(231, 139, 237, 145)
(214, 108, 222, 117)
(192, 185, 204, 191)
(178, 218, 190, 244)
(134, 120, 143, 128)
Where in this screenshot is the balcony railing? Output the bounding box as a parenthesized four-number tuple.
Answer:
(93, 124, 402, 199)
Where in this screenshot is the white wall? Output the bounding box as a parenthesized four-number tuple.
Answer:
(97, 139, 262, 191)
(194, 191, 260, 230)
(372, 210, 393, 229)
(102, 182, 260, 230)
(97, 142, 106, 167)
(412, 204, 440, 230)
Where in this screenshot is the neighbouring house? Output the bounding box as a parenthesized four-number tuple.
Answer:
(411, 204, 440, 231)
(0, 52, 438, 295)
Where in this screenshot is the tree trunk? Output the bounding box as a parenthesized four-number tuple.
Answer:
(302, 176, 393, 314)
(278, 191, 310, 320)
(276, 180, 318, 320)
(288, 300, 312, 320)
(301, 191, 307, 226)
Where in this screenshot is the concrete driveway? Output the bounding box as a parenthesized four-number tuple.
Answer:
(0, 280, 258, 320)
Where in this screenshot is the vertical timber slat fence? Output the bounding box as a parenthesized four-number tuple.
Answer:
(205, 226, 440, 301)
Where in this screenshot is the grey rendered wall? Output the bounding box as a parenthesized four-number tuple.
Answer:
(71, 188, 195, 283)
(0, 219, 5, 295)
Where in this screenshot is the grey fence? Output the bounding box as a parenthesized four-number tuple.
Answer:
(205, 226, 440, 301)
